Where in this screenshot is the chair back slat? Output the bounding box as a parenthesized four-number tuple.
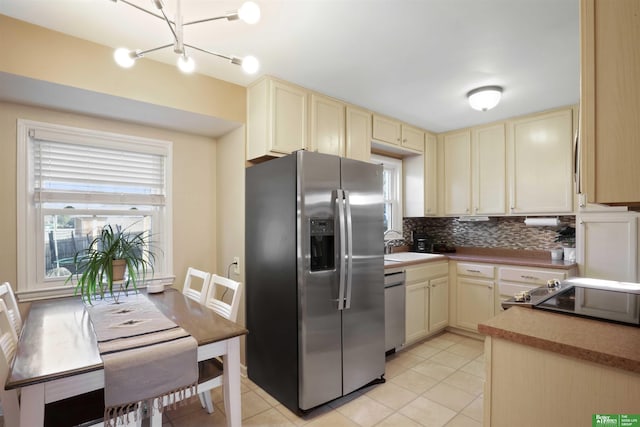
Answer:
(0, 300, 20, 427)
(182, 268, 212, 304)
(0, 283, 22, 336)
(204, 275, 243, 322)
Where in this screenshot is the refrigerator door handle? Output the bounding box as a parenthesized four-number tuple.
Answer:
(344, 190, 353, 309)
(336, 189, 347, 310)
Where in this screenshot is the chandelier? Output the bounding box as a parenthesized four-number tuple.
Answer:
(111, 0, 260, 74)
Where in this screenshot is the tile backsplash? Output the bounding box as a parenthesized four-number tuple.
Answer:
(402, 216, 576, 250)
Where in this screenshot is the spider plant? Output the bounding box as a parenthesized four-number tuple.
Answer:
(66, 224, 156, 304)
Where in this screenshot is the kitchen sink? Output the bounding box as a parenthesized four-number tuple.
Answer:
(384, 252, 446, 262)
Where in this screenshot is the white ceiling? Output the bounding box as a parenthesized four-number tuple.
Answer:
(0, 0, 580, 136)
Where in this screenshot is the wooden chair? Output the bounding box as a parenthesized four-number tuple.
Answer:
(0, 300, 20, 427)
(203, 275, 243, 322)
(158, 275, 243, 417)
(0, 283, 22, 336)
(196, 275, 243, 413)
(181, 268, 212, 304)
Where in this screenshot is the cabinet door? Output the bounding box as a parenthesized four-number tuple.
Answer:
(406, 281, 429, 343)
(443, 131, 472, 215)
(373, 115, 401, 145)
(473, 124, 506, 215)
(577, 213, 638, 282)
(345, 106, 371, 162)
(582, 0, 640, 204)
(310, 94, 345, 157)
(429, 276, 448, 331)
(401, 125, 425, 152)
(271, 81, 308, 154)
(510, 109, 574, 214)
(424, 133, 438, 216)
(457, 277, 494, 332)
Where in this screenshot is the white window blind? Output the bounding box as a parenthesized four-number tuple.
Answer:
(31, 129, 166, 205)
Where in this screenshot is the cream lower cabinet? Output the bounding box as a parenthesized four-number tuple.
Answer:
(497, 266, 576, 314)
(453, 262, 495, 332)
(405, 262, 449, 344)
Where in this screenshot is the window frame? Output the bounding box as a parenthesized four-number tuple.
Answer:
(17, 119, 174, 300)
(370, 154, 403, 233)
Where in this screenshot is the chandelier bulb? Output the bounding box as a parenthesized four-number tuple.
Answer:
(240, 55, 260, 74)
(114, 47, 136, 68)
(238, 1, 261, 24)
(177, 55, 195, 73)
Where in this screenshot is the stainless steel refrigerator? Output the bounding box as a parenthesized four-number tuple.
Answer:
(246, 151, 385, 413)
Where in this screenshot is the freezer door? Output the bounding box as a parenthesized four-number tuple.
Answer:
(297, 151, 343, 410)
(340, 157, 385, 395)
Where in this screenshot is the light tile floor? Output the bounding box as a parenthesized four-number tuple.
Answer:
(162, 332, 485, 427)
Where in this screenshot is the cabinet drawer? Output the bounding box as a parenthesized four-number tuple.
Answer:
(456, 263, 495, 279)
(498, 282, 539, 297)
(405, 262, 448, 283)
(499, 267, 567, 286)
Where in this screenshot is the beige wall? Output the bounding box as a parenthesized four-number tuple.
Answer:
(0, 14, 246, 124)
(0, 101, 218, 290)
(216, 126, 246, 361)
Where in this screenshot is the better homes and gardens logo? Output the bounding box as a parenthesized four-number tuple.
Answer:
(593, 414, 640, 427)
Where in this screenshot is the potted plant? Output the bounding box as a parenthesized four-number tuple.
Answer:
(66, 224, 156, 303)
(555, 225, 576, 261)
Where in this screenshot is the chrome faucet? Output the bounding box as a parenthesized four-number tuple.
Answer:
(383, 229, 404, 254)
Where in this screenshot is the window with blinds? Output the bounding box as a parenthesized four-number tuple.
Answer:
(17, 120, 173, 295)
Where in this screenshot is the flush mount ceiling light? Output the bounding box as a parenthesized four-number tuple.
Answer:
(466, 86, 503, 111)
(111, 0, 260, 74)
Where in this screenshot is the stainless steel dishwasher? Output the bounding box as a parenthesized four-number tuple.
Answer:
(384, 270, 406, 353)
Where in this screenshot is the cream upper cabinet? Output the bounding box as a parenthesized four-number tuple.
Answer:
(424, 133, 438, 216)
(247, 78, 308, 161)
(581, 0, 640, 205)
(345, 106, 371, 162)
(372, 115, 402, 146)
(310, 94, 345, 157)
(509, 108, 574, 214)
(472, 124, 506, 215)
(442, 131, 472, 215)
(401, 125, 425, 152)
(442, 126, 505, 216)
(577, 212, 638, 282)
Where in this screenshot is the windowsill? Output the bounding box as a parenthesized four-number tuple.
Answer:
(16, 275, 176, 302)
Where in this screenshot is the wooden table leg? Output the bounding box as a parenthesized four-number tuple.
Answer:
(223, 337, 241, 427)
(20, 383, 45, 427)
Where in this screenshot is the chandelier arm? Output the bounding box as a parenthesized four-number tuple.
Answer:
(117, 0, 172, 23)
(183, 43, 232, 61)
(159, 8, 179, 43)
(183, 16, 229, 26)
(137, 43, 174, 56)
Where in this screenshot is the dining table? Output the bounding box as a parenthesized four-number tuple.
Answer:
(5, 288, 248, 427)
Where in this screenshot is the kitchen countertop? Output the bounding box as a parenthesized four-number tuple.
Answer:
(478, 306, 640, 374)
(384, 246, 577, 270)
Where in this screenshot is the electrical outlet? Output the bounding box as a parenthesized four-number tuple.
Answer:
(233, 256, 240, 275)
